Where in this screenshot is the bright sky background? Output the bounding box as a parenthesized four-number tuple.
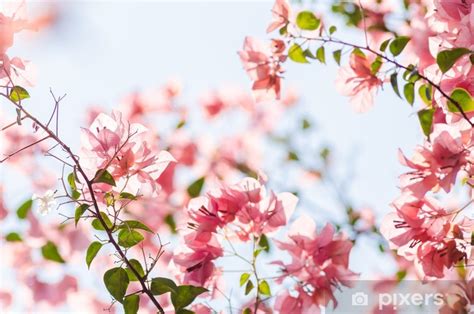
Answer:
(1, 0, 427, 311)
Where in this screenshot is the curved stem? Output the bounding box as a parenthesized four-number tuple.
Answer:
(295, 35, 474, 127)
(1, 94, 165, 313)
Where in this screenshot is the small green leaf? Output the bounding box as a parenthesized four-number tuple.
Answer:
(103, 267, 129, 303)
(258, 280, 271, 296)
(245, 280, 254, 295)
(389, 36, 410, 56)
(41, 241, 65, 263)
(301, 119, 311, 130)
(333, 49, 341, 65)
(16, 199, 32, 219)
(171, 285, 207, 311)
(403, 82, 415, 105)
(74, 204, 89, 227)
(370, 56, 383, 75)
(352, 48, 365, 58)
(243, 308, 252, 314)
(5, 232, 22, 242)
(418, 108, 435, 137)
(117, 220, 153, 233)
(258, 234, 270, 252)
(418, 84, 432, 105)
(396, 270, 407, 282)
(447, 88, 474, 113)
(240, 273, 251, 287)
(9, 86, 30, 102)
(287, 151, 299, 161)
(187, 177, 205, 198)
(379, 39, 390, 52)
(151, 277, 178, 295)
(118, 229, 144, 248)
(436, 48, 471, 73)
(288, 44, 309, 64)
(126, 259, 145, 281)
(93, 169, 116, 186)
(119, 192, 137, 200)
(86, 241, 103, 268)
(329, 25, 337, 35)
(390, 72, 401, 98)
(296, 11, 320, 30)
(123, 295, 139, 314)
(91, 212, 113, 231)
(316, 46, 325, 64)
(164, 214, 177, 234)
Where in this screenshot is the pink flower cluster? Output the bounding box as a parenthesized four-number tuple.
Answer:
(273, 215, 358, 313)
(80, 111, 175, 196)
(382, 122, 474, 280)
(174, 177, 298, 286)
(239, 37, 287, 102)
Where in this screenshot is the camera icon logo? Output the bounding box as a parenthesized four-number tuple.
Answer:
(352, 292, 369, 306)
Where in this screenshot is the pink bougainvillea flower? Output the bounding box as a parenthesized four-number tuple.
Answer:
(239, 37, 286, 102)
(335, 52, 382, 113)
(398, 123, 469, 197)
(174, 177, 297, 286)
(267, 0, 292, 33)
(273, 215, 358, 310)
(381, 193, 472, 280)
(80, 111, 175, 195)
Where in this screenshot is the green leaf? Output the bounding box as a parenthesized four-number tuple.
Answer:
(118, 229, 144, 248)
(329, 25, 337, 35)
(126, 259, 145, 281)
(171, 285, 207, 311)
(9, 86, 30, 102)
(123, 295, 139, 314)
(352, 48, 365, 58)
(287, 151, 299, 161)
(418, 84, 432, 105)
(41, 241, 65, 263)
(333, 49, 342, 65)
(316, 46, 325, 64)
(187, 177, 205, 198)
(396, 270, 407, 282)
(93, 169, 116, 186)
(103, 267, 129, 303)
(302, 119, 311, 130)
(86, 241, 103, 269)
(176, 310, 194, 314)
(164, 214, 177, 234)
(16, 199, 32, 219)
(389, 36, 410, 56)
(436, 48, 471, 73)
(379, 39, 390, 52)
(119, 192, 137, 200)
(91, 212, 113, 231)
(151, 277, 178, 295)
(74, 204, 89, 227)
(370, 57, 382, 75)
(240, 273, 251, 287)
(258, 280, 271, 296)
(117, 220, 153, 233)
(447, 88, 474, 113)
(288, 44, 309, 64)
(245, 280, 254, 295)
(243, 308, 252, 314)
(418, 108, 435, 137)
(390, 73, 401, 98)
(258, 234, 270, 252)
(5, 232, 22, 242)
(296, 11, 320, 30)
(403, 83, 415, 106)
